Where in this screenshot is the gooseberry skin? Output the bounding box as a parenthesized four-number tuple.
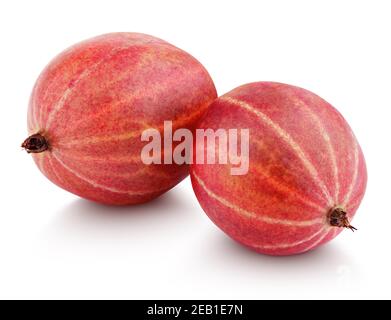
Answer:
(190, 82, 367, 255)
(25, 33, 217, 205)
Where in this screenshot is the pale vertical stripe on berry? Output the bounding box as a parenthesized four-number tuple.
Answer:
(293, 98, 339, 203)
(44, 46, 132, 130)
(52, 152, 168, 196)
(342, 137, 359, 207)
(221, 96, 334, 206)
(253, 226, 325, 250)
(192, 172, 324, 227)
(298, 227, 331, 253)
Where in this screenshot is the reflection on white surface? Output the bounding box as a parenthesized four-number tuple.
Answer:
(32, 184, 361, 299)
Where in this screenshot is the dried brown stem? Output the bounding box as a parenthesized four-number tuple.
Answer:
(21, 133, 49, 154)
(329, 207, 357, 232)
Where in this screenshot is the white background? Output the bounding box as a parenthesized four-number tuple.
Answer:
(0, 0, 390, 299)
